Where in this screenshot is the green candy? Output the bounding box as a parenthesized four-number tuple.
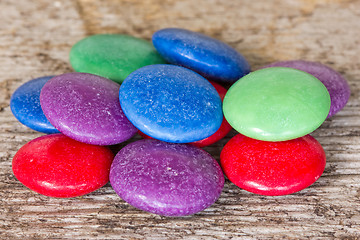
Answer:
(69, 34, 166, 83)
(223, 67, 331, 141)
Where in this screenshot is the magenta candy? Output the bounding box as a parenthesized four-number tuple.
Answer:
(40, 72, 137, 145)
(263, 60, 350, 118)
(110, 139, 224, 216)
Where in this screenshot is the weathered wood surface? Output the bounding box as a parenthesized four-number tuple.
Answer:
(1, 0, 360, 239)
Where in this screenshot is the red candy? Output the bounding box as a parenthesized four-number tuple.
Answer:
(12, 134, 114, 198)
(220, 134, 326, 196)
(139, 81, 232, 147)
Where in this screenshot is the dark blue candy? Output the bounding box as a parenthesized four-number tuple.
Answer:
(10, 76, 60, 134)
(119, 64, 223, 143)
(152, 28, 251, 83)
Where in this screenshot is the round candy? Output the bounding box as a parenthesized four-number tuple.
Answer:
(110, 139, 224, 216)
(220, 134, 326, 196)
(12, 134, 114, 198)
(119, 64, 223, 143)
(10, 76, 60, 134)
(70, 34, 166, 83)
(152, 28, 250, 83)
(40, 72, 137, 145)
(223, 67, 331, 141)
(138, 81, 232, 147)
(262, 60, 350, 118)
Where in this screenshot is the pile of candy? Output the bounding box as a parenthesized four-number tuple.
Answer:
(10, 28, 350, 217)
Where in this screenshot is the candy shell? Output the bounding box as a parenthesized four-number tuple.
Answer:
(12, 134, 114, 198)
(138, 81, 232, 147)
(70, 34, 166, 83)
(262, 60, 350, 118)
(220, 134, 326, 196)
(40, 72, 137, 145)
(10, 76, 59, 134)
(152, 28, 250, 83)
(110, 139, 224, 216)
(119, 65, 223, 143)
(223, 67, 331, 141)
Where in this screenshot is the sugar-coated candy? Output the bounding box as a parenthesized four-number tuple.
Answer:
(40, 72, 137, 145)
(220, 134, 326, 196)
(223, 67, 331, 141)
(152, 28, 250, 83)
(119, 64, 223, 143)
(138, 81, 232, 147)
(10, 76, 60, 134)
(110, 139, 224, 216)
(262, 60, 350, 118)
(70, 34, 166, 83)
(12, 134, 114, 198)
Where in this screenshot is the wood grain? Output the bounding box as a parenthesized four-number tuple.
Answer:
(1, 0, 360, 239)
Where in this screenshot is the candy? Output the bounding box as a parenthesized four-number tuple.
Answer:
(138, 81, 232, 147)
(262, 60, 350, 118)
(223, 67, 331, 141)
(110, 139, 224, 216)
(119, 64, 223, 143)
(10, 76, 60, 134)
(40, 72, 137, 145)
(152, 28, 250, 83)
(12, 134, 114, 198)
(69, 34, 166, 83)
(10, 30, 340, 214)
(220, 134, 326, 196)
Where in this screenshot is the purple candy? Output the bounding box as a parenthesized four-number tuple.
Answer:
(110, 139, 224, 216)
(40, 72, 137, 145)
(263, 60, 350, 118)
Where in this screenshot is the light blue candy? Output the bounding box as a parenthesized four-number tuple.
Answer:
(10, 76, 60, 134)
(119, 64, 223, 143)
(152, 28, 251, 83)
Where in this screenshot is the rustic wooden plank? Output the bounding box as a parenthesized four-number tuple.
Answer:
(1, 0, 360, 239)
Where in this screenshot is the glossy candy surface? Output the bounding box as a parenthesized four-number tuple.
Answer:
(10, 76, 59, 134)
(138, 81, 232, 147)
(152, 28, 250, 83)
(262, 60, 350, 118)
(220, 134, 326, 196)
(120, 65, 223, 143)
(110, 139, 224, 216)
(223, 67, 331, 141)
(12, 134, 114, 198)
(70, 34, 166, 83)
(40, 72, 137, 145)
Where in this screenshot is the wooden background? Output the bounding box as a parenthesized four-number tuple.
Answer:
(1, 0, 360, 239)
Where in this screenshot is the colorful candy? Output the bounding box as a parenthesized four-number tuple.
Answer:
(119, 64, 223, 143)
(40, 72, 137, 145)
(220, 134, 326, 196)
(12, 134, 114, 198)
(70, 34, 166, 83)
(223, 67, 331, 141)
(262, 60, 350, 118)
(110, 139, 224, 216)
(152, 28, 250, 83)
(10, 76, 60, 134)
(10, 28, 345, 215)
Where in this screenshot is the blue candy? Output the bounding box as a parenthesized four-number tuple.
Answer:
(10, 76, 60, 134)
(152, 28, 251, 83)
(119, 64, 223, 143)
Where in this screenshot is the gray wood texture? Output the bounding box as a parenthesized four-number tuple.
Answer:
(1, 0, 360, 239)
